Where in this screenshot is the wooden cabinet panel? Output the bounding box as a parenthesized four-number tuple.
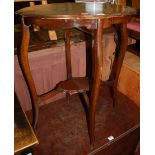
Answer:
(132, 0, 140, 9)
(117, 51, 140, 107)
(118, 0, 126, 6)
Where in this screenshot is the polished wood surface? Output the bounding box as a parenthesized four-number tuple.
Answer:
(15, 0, 41, 2)
(16, 3, 136, 18)
(16, 2, 136, 146)
(118, 51, 140, 107)
(14, 94, 39, 154)
(132, 0, 140, 9)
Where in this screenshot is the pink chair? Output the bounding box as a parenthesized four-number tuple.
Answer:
(127, 22, 140, 55)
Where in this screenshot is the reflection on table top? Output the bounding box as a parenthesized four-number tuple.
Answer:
(16, 2, 136, 19)
(14, 94, 39, 154)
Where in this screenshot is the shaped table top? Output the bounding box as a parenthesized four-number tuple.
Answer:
(16, 2, 136, 19)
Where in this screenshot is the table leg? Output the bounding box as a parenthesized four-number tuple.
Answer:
(89, 19, 103, 146)
(65, 29, 72, 79)
(18, 19, 39, 128)
(109, 23, 128, 106)
(65, 29, 72, 102)
(91, 30, 97, 80)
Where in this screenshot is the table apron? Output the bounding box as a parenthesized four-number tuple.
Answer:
(24, 17, 98, 29)
(23, 16, 130, 30)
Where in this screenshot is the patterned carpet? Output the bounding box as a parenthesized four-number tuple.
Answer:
(26, 84, 140, 155)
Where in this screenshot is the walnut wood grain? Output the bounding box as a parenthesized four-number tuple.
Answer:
(16, 3, 136, 146)
(16, 3, 136, 19)
(65, 29, 72, 79)
(59, 77, 89, 95)
(89, 19, 103, 145)
(19, 21, 39, 128)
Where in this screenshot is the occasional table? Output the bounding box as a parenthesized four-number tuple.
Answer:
(14, 94, 39, 154)
(16, 2, 136, 145)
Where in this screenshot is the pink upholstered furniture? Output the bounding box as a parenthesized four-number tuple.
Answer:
(127, 22, 140, 54)
(127, 22, 140, 33)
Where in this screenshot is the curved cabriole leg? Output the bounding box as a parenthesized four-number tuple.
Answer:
(91, 30, 97, 80)
(81, 92, 90, 110)
(109, 29, 119, 107)
(89, 19, 103, 147)
(65, 29, 72, 79)
(18, 18, 39, 129)
(65, 29, 72, 102)
(110, 23, 128, 107)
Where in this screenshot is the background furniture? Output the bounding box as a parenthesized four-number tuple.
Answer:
(127, 22, 140, 55)
(118, 0, 140, 55)
(118, 51, 140, 107)
(14, 93, 38, 154)
(119, 0, 140, 9)
(14, 0, 58, 40)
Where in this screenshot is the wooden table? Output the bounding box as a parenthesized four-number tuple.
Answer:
(14, 0, 44, 2)
(14, 94, 39, 154)
(16, 2, 136, 146)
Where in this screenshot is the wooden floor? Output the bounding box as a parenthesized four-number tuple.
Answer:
(26, 84, 140, 155)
